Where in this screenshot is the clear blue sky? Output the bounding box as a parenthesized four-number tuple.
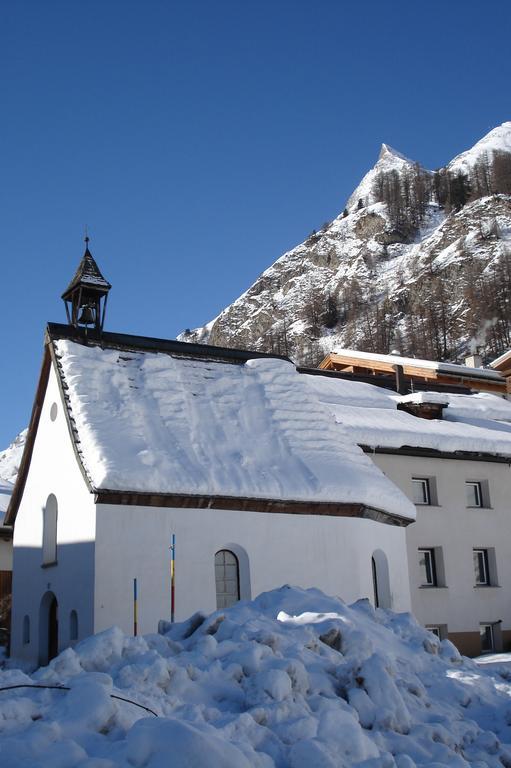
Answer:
(1, 0, 510, 448)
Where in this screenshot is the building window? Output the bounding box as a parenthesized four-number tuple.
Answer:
(418, 548, 437, 586)
(426, 624, 448, 641)
(69, 610, 78, 642)
(215, 550, 240, 610)
(466, 482, 482, 508)
(22, 615, 30, 644)
(412, 478, 430, 505)
(42, 494, 58, 565)
(480, 623, 495, 653)
(473, 549, 490, 585)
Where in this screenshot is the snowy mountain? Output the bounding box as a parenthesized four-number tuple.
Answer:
(181, 123, 511, 366)
(0, 429, 27, 486)
(3, 586, 511, 766)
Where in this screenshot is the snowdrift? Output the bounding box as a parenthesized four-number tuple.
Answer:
(1, 586, 511, 767)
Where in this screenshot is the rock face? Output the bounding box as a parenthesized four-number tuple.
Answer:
(181, 123, 511, 366)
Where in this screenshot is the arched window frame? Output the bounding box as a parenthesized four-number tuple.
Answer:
(215, 549, 240, 610)
(371, 549, 392, 609)
(69, 610, 78, 642)
(42, 494, 58, 565)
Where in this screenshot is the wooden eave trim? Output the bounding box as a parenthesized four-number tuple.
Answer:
(362, 445, 511, 464)
(4, 346, 52, 526)
(47, 338, 94, 494)
(5, 334, 95, 526)
(94, 490, 412, 527)
(320, 354, 506, 391)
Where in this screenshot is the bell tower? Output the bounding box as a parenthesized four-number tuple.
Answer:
(62, 237, 111, 333)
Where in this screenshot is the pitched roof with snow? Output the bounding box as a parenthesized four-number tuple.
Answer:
(50, 332, 415, 523)
(303, 373, 511, 458)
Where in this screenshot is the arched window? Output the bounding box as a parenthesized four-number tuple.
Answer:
(69, 610, 78, 642)
(22, 615, 30, 644)
(215, 550, 240, 609)
(371, 557, 379, 608)
(371, 550, 392, 609)
(42, 494, 58, 565)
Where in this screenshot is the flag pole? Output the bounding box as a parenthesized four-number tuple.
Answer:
(170, 534, 176, 622)
(133, 578, 138, 636)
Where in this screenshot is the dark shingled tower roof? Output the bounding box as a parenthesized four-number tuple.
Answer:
(61, 239, 111, 300)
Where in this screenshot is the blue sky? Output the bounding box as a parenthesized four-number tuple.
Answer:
(1, 0, 510, 448)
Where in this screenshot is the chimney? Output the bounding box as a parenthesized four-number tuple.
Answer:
(465, 354, 482, 369)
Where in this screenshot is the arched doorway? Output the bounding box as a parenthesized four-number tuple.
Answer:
(39, 591, 58, 666)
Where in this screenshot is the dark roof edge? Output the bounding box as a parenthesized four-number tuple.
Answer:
(94, 490, 412, 527)
(47, 323, 292, 364)
(4, 345, 52, 526)
(362, 445, 511, 464)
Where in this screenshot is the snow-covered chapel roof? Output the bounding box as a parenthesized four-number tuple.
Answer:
(44, 327, 414, 524)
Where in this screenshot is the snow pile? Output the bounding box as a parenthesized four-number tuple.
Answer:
(53, 339, 415, 520)
(2, 586, 511, 766)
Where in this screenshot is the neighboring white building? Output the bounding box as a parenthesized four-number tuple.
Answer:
(305, 370, 511, 656)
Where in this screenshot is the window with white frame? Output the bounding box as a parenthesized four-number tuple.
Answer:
(426, 624, 448, 640)
(42, 494, 58, 565)
(418, 548, 437, 586)
(412, 478, 430, 505)
(480, 623, 495, 653)
(473, 549, 490, 585)
(466, 481, 483, 508)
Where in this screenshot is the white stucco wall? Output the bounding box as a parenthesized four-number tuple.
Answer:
(372, 452, 511, 639)
(11, 363, 96, 665)
(94, 503, 411, 636)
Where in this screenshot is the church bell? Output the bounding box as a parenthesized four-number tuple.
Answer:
(77, 304, 96, 326)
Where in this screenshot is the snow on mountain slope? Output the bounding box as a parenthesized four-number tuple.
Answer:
(448, 121, 511, 175)
(2, 586, 511, 767)
(0, 429, 27, 485)
(181, 123, 511, 366)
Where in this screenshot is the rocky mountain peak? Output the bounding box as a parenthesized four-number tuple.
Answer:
(181, 123, 511, 368)
(378, 143, 412, 163)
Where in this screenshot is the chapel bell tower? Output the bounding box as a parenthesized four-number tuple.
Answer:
(62, 237, 111, 333)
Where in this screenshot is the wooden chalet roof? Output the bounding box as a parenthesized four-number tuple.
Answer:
(320, 349, 506, 395)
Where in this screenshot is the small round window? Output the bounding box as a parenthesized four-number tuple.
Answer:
(50, 403, 58, 422)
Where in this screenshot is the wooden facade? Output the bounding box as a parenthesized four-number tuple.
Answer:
(320, 352, 507, 395)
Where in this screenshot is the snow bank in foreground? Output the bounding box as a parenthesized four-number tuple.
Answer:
(2, 586, 511, 767)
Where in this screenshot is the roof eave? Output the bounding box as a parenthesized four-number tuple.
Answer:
(93, 489, 413, 527)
